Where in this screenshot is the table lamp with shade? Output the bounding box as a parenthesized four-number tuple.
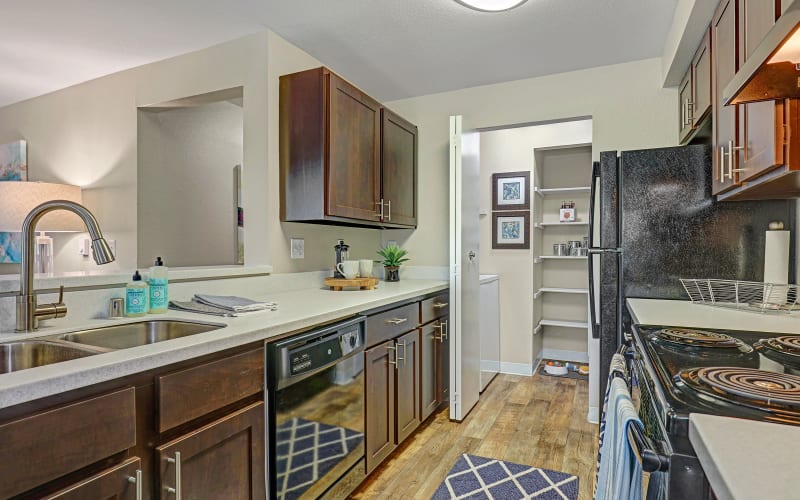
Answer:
(0, 182, 84, 274)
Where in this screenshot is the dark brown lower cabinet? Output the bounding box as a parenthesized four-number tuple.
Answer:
(420, 323, 439, 421)
(156, 402, 265, 499)
(395, 329, 420, 443)
(365, 340, 397, 473)
(44, 457, 142, 500)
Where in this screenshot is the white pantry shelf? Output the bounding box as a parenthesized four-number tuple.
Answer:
(535, 221, 590, 227)
(538, 319, 590, 329)
(534, 287, 589, 299)
(538, 255, 588, 261)
(534, 186, 591, 197)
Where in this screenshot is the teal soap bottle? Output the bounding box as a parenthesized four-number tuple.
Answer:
(149, 256, 169, 314)
(126, 270, 148, 317)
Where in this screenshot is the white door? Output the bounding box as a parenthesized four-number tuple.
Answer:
(449, 115, 481, 421)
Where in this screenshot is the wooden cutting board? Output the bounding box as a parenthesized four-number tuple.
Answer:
(324, 277, 379, 291)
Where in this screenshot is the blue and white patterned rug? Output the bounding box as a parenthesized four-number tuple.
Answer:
(432, 454, 579, 500)
(275, 417, 363, 500)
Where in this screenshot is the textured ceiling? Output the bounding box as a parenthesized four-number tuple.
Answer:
(0, 0, 678, 107)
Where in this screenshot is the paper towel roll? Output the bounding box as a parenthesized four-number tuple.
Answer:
(764, 230, 790, 284)
(765, 230, 790, 305)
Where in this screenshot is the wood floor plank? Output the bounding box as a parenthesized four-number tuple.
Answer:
(353, 373, 598, 498)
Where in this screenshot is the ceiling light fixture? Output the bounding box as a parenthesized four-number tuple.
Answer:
(455, 0, 528, 12)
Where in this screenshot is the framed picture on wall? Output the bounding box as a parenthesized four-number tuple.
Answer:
(492, 211, 530, 249)
(492, 171, 530, 211)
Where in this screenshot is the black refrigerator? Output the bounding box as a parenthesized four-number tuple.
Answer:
(589, 144, 797, 400)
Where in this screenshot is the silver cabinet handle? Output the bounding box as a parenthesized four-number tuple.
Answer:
(432, 302, 449, 309)
(396, 339, 407, 366)
(727, 140, 745, 179)
(433, 323, 444, 342)
(441, 320, 449, 341)
(682, 100, 689, 127)
(386, 345, 400, 368)
(127, 469, 143, 500)
(719, 146, 726, 181)
(386, 200, 392, 221)
(386, 317, 408, 325)
(166, 452, 181, 498)
(375, 199, 385, 219)
(686, 100, 694, 127)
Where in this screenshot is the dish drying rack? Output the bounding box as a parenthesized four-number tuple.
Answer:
(680, 278, 800, 314)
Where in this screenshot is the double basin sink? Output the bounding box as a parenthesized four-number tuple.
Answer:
(0, 320, 223, 375)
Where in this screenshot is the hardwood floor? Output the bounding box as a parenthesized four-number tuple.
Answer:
(351, 372, 598, 499)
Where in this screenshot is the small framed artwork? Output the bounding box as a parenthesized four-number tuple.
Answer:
(492, 211, 530, 249)
(492, 171, 530, 211)
(0, 140, 27, 181)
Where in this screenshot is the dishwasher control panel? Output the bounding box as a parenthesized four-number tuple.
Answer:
(274, 318, 365, 381)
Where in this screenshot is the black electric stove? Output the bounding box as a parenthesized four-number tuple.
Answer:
(627, 324, 800, 498)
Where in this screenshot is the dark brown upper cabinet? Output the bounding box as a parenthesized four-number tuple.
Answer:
(381, 109, 418, 227)
(679, 28, 712, 145)
(717, 0, 800, 200)
(712, 0, 740, 195)
(280, 67, 418, 228)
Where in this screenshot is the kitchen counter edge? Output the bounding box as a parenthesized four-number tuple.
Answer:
(0, 280, 448, 409)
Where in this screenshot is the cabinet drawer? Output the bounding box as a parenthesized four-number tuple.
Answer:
(44, 457, 141, 500)
(365, 303, 419, 347)
(0, 387, 136, 499)
(421, 293, 449, 324)
(157, 348, 264, 433)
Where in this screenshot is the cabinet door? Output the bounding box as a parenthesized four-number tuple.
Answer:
(437, 320, 451, 406)
(678, 69, 694, 143)
(44, 458, 141, 500)
(364, 340, 397, 473)
(420, 323, 440, 421)
(327, 72, 382, 221)
(712, 0, 740, 194)
(381, 109, 418, 227)
(395, 329, 421, 443)
(692, 28, 712, 124)
(738, 0, 782, 182)
(156, 402, 265, 499)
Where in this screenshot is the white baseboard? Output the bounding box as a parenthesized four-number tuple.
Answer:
(499, 361, 534, 376)
(480, 360, 501, 372)
(541, 349, 589, 364)
(587, 406, 599, 424)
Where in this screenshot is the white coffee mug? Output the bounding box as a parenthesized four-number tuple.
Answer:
(336, 260, 359, 279)
(359, 259, 374, 278)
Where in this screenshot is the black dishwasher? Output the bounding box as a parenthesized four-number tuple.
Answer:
(266, 316, 366, 499)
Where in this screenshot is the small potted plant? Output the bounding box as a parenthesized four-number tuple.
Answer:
(377, 243, 409, 282)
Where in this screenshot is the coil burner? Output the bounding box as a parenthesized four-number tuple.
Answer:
(754, 336, 800, 371)
(678, 366, 800, 410)
(656, 328, 751, 352)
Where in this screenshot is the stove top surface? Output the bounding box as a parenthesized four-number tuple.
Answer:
(633, 324, 800, 427)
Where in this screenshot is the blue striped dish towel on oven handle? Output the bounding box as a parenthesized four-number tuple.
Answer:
(595, 376, 645, 500)
(594, 353, 631, 498)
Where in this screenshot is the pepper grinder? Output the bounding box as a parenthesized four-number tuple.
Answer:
(334, 239, 350, 278)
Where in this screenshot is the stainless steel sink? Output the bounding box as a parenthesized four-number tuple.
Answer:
(55, 320, 223, 350)
(0, 341, 101, 374)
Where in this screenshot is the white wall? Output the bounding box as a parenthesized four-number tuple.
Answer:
(383, 57, 678, 271)
(384, 57, 677, 367)
(479, 122, 592, 368)
(137, 101, 243, 267)
(0, 30, 381, 275)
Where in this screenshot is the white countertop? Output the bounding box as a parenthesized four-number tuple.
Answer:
(0, 279, 447, 409)
(689, 414, 800, 500)
(627, 298, 800, 334)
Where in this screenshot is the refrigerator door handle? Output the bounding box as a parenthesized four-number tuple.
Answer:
(588, 248, 622, 254)
(588, 162, 600, 339)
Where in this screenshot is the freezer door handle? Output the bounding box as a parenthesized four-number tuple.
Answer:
(588, 248, 622, 254)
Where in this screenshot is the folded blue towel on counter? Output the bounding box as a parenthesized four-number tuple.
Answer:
(596, 376, 644, 500)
